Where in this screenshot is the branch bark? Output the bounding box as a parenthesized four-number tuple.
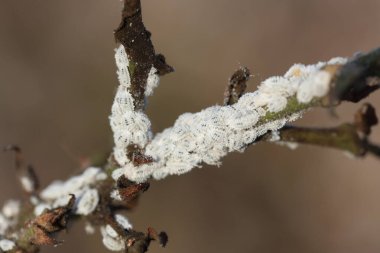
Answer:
(114, 0, 173, 110)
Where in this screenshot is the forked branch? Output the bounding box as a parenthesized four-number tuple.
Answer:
(0, 1, 379, 253)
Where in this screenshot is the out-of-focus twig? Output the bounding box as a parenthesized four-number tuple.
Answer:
(3, 145, 39, 195)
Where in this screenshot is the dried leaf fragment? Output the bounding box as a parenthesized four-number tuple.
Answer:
(29, 195, 75, 246)
(127, 146, 154, 167)
(117, 176, 150, 202)
(224, 66, 251, 105)
(31, 226, 58, 246)
(147, 227, 168, 247)
(153, 54, 174, 76)
(33, 195, 74, 233)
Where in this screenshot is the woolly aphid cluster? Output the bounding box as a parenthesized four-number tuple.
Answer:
(110, 45, 159, 167)
(110, 44, 347, 183)
(38, 167, 133, 251)
(36, 167, 106, 216)
(0, 200, 20, 251)
(0, 167, 133, 252)
(101, 215, 133, 252)
(0, 44, 348, 252)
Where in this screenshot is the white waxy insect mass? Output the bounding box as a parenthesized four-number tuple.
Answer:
(0, 200, 21, 237)
(0, 47, 347, 245)
(145, 66, 160, 96)
(110, 189, 122, 201)
(110, 45, 155, 168)
(20, 176, 35, 193)
(75, 188, 100, 215)
(30, 167, 107, 218)
(0, 239, 16, 252)
(2, 200, 20, 219)
(110, 43, 348, 183)
(0, 164, 137, 253)
(115, 214, 133, 230)
(0, 214, 10, 235)
(100, 225, 125, 251)
(85, 222, 96, 235)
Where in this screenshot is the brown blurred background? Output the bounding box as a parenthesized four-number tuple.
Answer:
(1, 0, 380, 252)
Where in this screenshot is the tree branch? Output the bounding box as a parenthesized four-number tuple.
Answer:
(262, 124, 372, 156)
(0, 1, 379, 253)
(332, 48, 380, 103)
(223, 54, 380, 158)
(113, 49, 380, 183)
(114, 0, 173, 110)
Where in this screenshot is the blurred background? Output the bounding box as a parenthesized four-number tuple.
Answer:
(1, 0, 380, 252)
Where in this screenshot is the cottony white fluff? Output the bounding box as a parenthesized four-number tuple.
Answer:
(115, 214, 133, 230)
(0, 239, 15, 251)
(110, 45, 156, 168)
(85, 222, 96, 235)
(2, 200, 20, 219)
(33, 167, 106, 217)
(75, 188, 99, 215)
(115, 45, 131, 87)
(110, 54, 348, 183)
(20, 176, 35, 193)
(39, 167, 106, 200)
(0, 200, 21, 236)
(101, 225, 125, 251)
(22, 165, 135, 253)
(110, 189, 122, 201)
(145, 66, 160, 96)
(0, 214, 10, 235)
